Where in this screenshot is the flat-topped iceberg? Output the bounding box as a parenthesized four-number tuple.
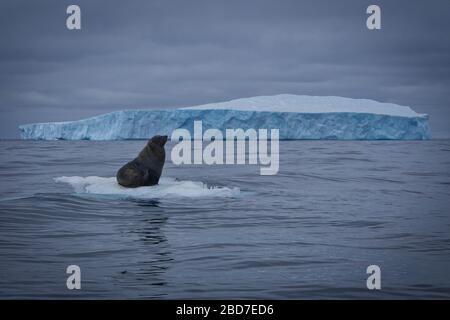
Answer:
(19, 94, 430, 140)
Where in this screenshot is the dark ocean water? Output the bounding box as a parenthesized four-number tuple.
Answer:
(0, 140, 450, 299)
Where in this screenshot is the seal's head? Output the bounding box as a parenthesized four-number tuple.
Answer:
(148, 135, 168, 147)
(141, 135, 168, 161)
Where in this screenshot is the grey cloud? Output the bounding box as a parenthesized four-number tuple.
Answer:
(0, 0, 449, 138)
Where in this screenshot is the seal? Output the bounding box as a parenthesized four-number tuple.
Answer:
(116, 135, 168, 188)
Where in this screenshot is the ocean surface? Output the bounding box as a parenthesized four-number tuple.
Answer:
(0, 140, 450, 299)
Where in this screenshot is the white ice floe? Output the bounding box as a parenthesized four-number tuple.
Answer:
(54, 176, 240, 199)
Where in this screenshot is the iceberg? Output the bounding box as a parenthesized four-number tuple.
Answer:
(19, 94, 430, 140)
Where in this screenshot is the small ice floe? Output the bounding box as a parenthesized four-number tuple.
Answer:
(54, 176, 240, 199)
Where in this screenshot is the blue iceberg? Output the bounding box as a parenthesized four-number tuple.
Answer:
(19, 94, 430, 140)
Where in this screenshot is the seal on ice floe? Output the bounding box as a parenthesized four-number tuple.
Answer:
(116, 135, 167, 188)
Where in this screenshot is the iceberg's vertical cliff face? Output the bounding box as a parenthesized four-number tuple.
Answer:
(19, 95, 431, 140)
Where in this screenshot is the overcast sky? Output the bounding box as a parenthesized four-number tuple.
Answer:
(1, 0, 449, 138)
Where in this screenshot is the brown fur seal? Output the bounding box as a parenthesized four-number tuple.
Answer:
(116, 135, 168, 188)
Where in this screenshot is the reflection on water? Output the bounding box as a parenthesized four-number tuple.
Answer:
(116, 207, 172, 293)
